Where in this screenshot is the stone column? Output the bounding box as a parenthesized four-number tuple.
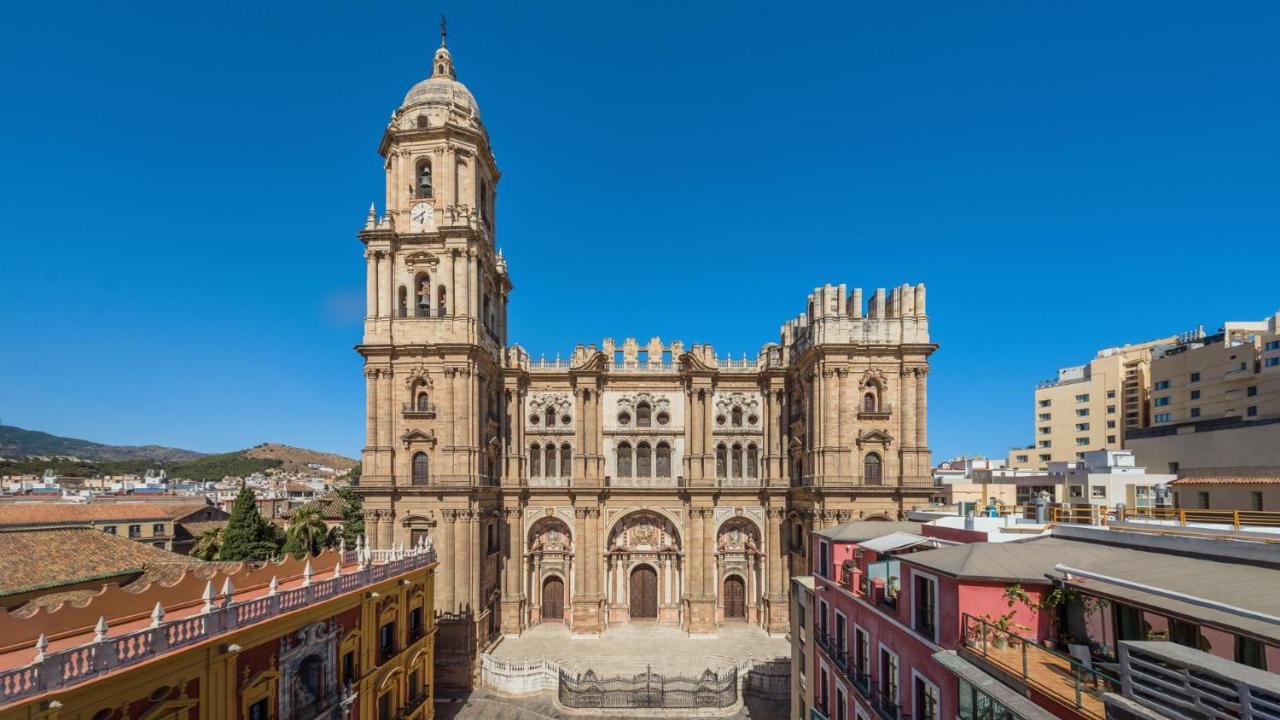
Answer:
(379, 508, 394, 552)
(442, 249, 455, 317)
(365, 369, 378, 449)
(366, 251, 378, 317)
(916, 368, 929, 447)
(382, 248, 395, 320)
(437, 510, 455, 614)
(466, 248, 477, 318)
(379, 369, 394, 475)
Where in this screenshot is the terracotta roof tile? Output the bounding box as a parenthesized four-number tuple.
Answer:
(0, 502, 208, 528)
(0, 527, 188, 598)
(1171, 466, 1280, 485)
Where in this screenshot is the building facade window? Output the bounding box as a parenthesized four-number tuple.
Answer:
(656, 442, 671, 477)
(864, 453, 882, 484)
(560, 444, 572, 477)
(637, 402, 652, 427)
(1075, 394, 1089, 402)
(636, 442, 652, 477)
(416, 159, 433, 197)
(617, 442, 633, 477)
(411, 452, 429, 485)
(1248, 405, 1259, 417)
(1155, 413, 1171, 423)
(1154, 380, 1170, 390)
(1190, 372, 1201, 382)
(716, 444, 727, 478)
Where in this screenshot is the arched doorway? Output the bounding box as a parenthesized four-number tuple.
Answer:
(723, 576, 746, 620)
(630, 564, 658, 620)
(542, 576, 564, 620)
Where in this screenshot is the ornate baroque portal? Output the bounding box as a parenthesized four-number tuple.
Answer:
(354, 31, 938, 687)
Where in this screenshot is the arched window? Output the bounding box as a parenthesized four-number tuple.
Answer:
(731, 443, 743, 478)
(560, 444, 572, 478)
(637, 442, 652, 478)
(480, 183, 491, 227)
(716, 445, 727, 479)
(545, 407, 556, 427)
(415, 273, 431, 316)
(530, 445, 541, 477)
(656, 442, 671, 478)
(732, 408, 743, 427)
(416, 159, 433, 198)
(411, 452, 429, 485)
(864, 452, 883, 485)
(617, 442, 632, 478)
(747, 444, 759, 478)
(544, 445, 556, 477)
(416, 393, 431, 411)
(637, 402, 652, 427)
(397, 286, 408, 317)
(437, 287, 448, 316)
(863, 392, 878, 413)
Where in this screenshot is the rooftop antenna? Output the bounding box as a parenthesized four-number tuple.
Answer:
(439, 15, 448, 47)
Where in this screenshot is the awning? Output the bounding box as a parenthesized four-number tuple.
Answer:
(859, 531, 929, 554)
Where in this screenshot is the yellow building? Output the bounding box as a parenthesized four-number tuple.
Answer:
(0, 536, 437, 720)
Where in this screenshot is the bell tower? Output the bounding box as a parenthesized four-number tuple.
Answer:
(356, 28, 511, 687)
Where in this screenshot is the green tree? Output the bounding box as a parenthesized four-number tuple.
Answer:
(191, 527, 223, 560)
(219, 487, 281, 562)
(283, 505, 330, 558)
(336, 485, 364, 547)
(347, 463, 362, 485)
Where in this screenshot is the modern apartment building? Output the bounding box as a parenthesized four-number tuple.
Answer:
(1126, 312, 1280, 472)
(1008, 335, 1179, 470)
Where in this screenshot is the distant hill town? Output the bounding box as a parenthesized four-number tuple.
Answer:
(0, 425, 356, 481)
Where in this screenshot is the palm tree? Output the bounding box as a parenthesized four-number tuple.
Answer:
(284, 505, 330, 558)
(191, 527, 223, 560)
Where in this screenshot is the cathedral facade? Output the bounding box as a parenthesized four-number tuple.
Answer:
(355, 38, 937, 687)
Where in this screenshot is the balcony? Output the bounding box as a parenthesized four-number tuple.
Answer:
(401, 402, 438, 418)
(868, 684, 902, 720)
(398, 306, 449, 319)
(858, 403, 893, 420)
(1113, 640, 1280, 720)
(960, 613, 1117, 719)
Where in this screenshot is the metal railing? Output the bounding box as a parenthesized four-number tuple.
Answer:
(401, 402, 438, 416)
(1117, 506, 1280, 530)
(0, 548, 436, 708)
(557, 665, 737, 709)
(961, 613, 1117, 719)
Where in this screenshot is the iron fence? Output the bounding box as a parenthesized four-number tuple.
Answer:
(557, 664, 737, 709)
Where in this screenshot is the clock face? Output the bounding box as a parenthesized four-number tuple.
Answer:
(410, 202, 433, 230)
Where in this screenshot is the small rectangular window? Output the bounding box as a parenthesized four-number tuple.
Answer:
(343, 651, 356, 685)
(1190, 372, 1201, 382)
(1190, 407, 1200, 418)
(1107, 420, 1116, 429)
(248, 700, 269, 720)
(379, 621, 397, 663)
(1038, 454, 1051, 461)
(1248, 406, 1259, 417)
(1155, 413, 1171, 423)
(1075, 423, 1089, 431)
(152, 523, 165, 535)
(103, 526, 117, 535)
(1190, 389, 1200, 400)
(128, 524, 142, 538)
(1248, 385, 1258, 397)
(1266, 357, 1280, 368)
(1199, 491, 1210, 509)
(1154, 380, 1170, 390)
(1106, 405, 1116, 414)
(1038, 399, 1051, 408)
(1076, 408, 1090, 417)
(1237, 635, 1268, 670)
(1107, 435, 1116, 443)
(1154, 396, 1170, 407)
(1076, 437, 1089, 446)
(1075, 393, 1090, 403)
(1267, 340, 1280, 351)
(1107, 390, 1116, 399)
(1253, 491, 1264, 511)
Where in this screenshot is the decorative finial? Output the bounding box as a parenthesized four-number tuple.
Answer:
(150, 601, 165, 628)
(34, 634, 48, 662)
(439, 15, 448, 47)
(303, 558, 313, 587)
(94, 616, 109, 643)
(268, 575, 279, 596)
(201, 580, 217, 614)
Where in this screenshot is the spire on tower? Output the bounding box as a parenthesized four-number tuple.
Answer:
(439, 15, 448, 48)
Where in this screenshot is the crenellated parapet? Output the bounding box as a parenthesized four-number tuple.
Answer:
(780, 283, 930, 355)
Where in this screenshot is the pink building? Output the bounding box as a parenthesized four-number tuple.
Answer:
(801, 519, 1280, 720)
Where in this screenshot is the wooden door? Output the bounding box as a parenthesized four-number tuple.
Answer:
(542, 576, 564, 620)
(629, 565, 658, 619)
(724, 576, 745, 619)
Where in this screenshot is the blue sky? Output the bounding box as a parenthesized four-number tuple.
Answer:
(1, 2, 1278, 460)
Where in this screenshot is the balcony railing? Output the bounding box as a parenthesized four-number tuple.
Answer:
(401, 402, 438, 417)
(1116, 640, 1280, 720)
(869, 684, 902, 720)
(960, 613, 1117, 719)
(398, 306, 450, 319)
(858, 403, 894, 419)
(816, 632, 873, 702)
(1117, 506, 1280, 530)
(0, 547, 437, 709)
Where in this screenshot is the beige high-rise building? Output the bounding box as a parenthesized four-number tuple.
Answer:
(354, 37, 937, 687)
(1125, 312, 1280, 472)
(1007, 336, 1178, 470)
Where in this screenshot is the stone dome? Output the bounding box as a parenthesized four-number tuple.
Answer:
(400, 45, 480, 119)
